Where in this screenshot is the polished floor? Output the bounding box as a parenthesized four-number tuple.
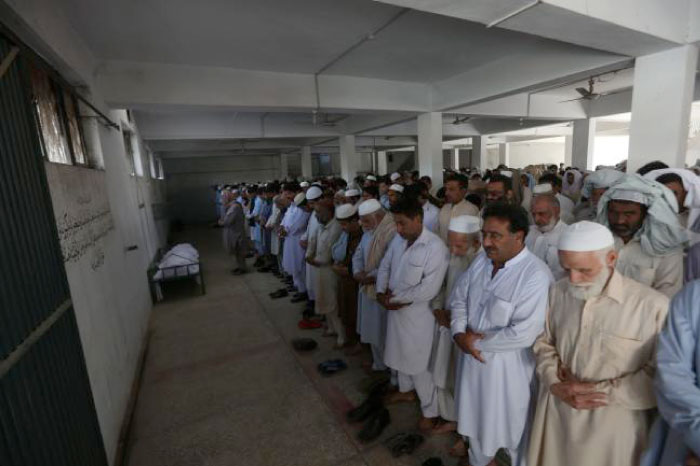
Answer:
(124, 226, 464, 466)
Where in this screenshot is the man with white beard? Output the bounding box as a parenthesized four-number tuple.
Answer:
(429, 215, 481, 450)
(450, 203, 553, 466)
(528, 221, 669, 466)
(525, 194, 567, 279)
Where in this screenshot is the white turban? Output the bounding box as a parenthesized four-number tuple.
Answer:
(558, 221, 614, 252)
(336, 203, 357, 220)
(449, 215, 481, 234)
(389, 184, 404, 193)
(533, 183, 554, 195)
(345, 188, 360, 197)
(306, 186, 323, 200)
(358, 199, 382, 216)
(366, 175, 377, 181)
(581, 168, 624, 199)
(390, 172, 401, 182)
(300, 181, 310, 188)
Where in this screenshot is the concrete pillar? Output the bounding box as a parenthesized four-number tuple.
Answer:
(301, 146, 313, 179)
(498, 143, 510, 167)
(417, 112, 444, 188)
(628, 45, 698, 171)
(452, 148, 460, 170)
(279, 153, 288, 179)
(339, 135, 357, 183)
(472, 136, 488, 170)
(572, 119, 596, 171)
(377, 150, 388, 175)
(564, 135, 573, 167)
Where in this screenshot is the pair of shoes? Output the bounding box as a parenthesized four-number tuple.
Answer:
(383, 433, 424, 457)
(291, 338, 317, 352)
(317, 359, 347, 376)
(357, 408, 390, 443)
(298, 319, 323, 329)
(269, 289, 288, 299)
(291, 293, 308, 303)
(231, 268, 247, 275)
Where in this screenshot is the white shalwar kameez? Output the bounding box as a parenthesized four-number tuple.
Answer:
(377, 228, 449, 417)
(281, 205, 310, 293)
(524, 220, 567, 280)
(303, 212, 320, 300)
(449, 248, 552, 466)
(352, 231, 387, 370)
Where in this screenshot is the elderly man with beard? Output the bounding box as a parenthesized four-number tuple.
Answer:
(574, 168, 624, 221)
(377, 198, 449, 431)
(597, 175, 686, 298)
(437, 175, 480, 243)
(352, 199, 397, 371)
(428, 215, 482, 455)
(526, 194, 567, 279)
(528, 221, 669, 466)
(449, 203, 553, 466)
(306, 197, 344, 346)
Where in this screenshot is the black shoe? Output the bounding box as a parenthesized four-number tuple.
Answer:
(291, 293, 308, 303)
(347, 395, 383, 423)
(270, 289, 288, 299)
(357, 408, 390, 443)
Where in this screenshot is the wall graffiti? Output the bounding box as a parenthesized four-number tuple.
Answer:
(56, 209, 114, 267)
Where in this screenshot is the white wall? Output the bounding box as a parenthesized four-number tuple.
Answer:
(507, 140, 566, 168)
(163, 155, 280, 224)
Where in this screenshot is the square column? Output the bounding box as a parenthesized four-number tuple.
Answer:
(472, 136, 488, 170)
(417, 112, 444, 188)
(571, 119, 596, 171)
(628, 45, 698, 171)
(452, 148, 460, 170)
(564, 135, 573, 167)
(279, 153, 288, 179)
(498, 143, 510, 167)
(339, 135, 357, 183)
(377, 150, 388, 175)
(301, 146, 313, 179)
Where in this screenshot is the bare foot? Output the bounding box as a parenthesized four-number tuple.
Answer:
(418, 416, 437, 431)
(448, 438, 467, 457)
(431, 420, 457, 435)
(384, 390, 417, 404)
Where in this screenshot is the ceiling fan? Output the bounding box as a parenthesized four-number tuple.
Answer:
(559, 76, 629, 103)
(452, 115, 472, 125)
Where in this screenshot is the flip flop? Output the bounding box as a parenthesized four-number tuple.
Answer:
(291, 338, 317, 352)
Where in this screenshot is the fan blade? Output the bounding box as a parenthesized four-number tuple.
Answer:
(575, 87, 591, 97)
(559, 97, 584, 103)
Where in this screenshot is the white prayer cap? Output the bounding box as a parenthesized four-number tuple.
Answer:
(389, 184, 404, 193)
(345, 188, 361, 197)
(366, 175, 377, 181)
(336, 203, 357, 220)
(610, 189, 648, 206)
(558, 221, 614, 252)
(334, 190, 345, 198)
(500, 170, 513, 178)
(358, 199, 382, 216)
(294, 192, 306, 206)
(306, 186, 323, 200)
(390, 172, 401, 182)
(533, 183, 554, 194)
(448, 215, 481, 234)
(300, 181, 310, 188)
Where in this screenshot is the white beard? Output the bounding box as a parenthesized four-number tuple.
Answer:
(566, 267, 611, 300)
(537, 218, 557, 233)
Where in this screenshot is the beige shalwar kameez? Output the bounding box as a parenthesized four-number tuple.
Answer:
(437, 199, 479, 243)
(528, 271, 669, 466)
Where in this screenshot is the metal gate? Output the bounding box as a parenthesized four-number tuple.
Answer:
(0, 33, 109, 466)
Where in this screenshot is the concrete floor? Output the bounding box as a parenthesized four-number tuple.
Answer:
(124, 226, 462, 466)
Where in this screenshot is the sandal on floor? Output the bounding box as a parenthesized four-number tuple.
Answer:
(317, 359, 347, 376)
(291, 338, 317, 352)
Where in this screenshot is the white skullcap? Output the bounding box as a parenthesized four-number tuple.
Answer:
(345, 188, 360, 197)
(558, 221, 614, 252)
(366, 175, 377, 181)
(389, 184, 404, 193)
(334, 190, 345, 198)
(610, 189, 648, 206)
(306, 186, 323, 200)
(533, 183, 554, 194)
(390, 172, 401, 182)
(300, 181, 310, 188)
(358, 199, 382, 216)
(293, 192, 306, 206)
(448, 215, 481, 234)
(500, 170, 513, 178)
(336, 203, 357, 220)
